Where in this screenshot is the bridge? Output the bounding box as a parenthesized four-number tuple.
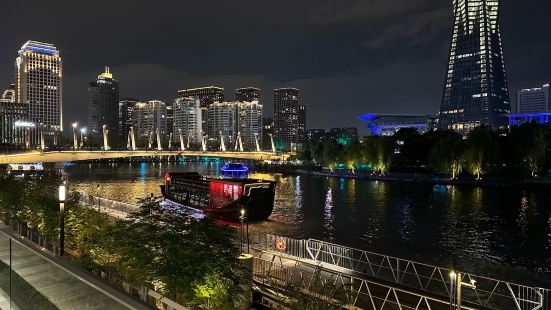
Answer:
(0, 150, 288, 164)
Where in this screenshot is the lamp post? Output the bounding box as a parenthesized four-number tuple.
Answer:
(239, 208, 249, 254)
(72, 122, 78, 150)
(58, 185, 66, 256)
(96, 184, 101, 212)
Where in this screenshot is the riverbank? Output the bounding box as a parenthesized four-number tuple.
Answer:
(257, 164, 551, 189)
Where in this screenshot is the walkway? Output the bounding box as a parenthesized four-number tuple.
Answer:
(0, 228, 149, 310)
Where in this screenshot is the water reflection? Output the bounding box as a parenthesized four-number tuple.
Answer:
(64, 162, 551, 286)
(323, 188, 334, 240)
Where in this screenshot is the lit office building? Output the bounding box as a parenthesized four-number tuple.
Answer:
(516, 83, 550, 113)
(15, 41, 62, 141)
(262, 117, 274, 150)
(237, 101, 263, 150)
(173, 97, 202, 146)
(235, 87, 260, 102)
(131, 100, 167, 144)
(439, 0, 511, 133)
(177, 86, 224, 133)
(273, 88, 306, 151)
(88, 66, 119, 138)
(207, 102, 237, 147)
(118, 98, 138, 139)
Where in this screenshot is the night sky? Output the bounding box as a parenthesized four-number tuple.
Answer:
(1, 0, 550, 133)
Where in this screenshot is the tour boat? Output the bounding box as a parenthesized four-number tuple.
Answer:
(160, 163, 276, 221)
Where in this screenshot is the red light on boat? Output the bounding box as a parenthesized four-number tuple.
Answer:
(164, 173, 171, 182)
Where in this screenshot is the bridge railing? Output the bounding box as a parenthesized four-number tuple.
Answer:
(263, 234, 550, 310)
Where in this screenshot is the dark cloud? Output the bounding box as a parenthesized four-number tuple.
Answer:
(0, 0, 550, 134)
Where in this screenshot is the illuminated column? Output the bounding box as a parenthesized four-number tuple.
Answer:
(270, 133, 276, 153)
(187, 132, 192, 149)
(201, 133, 207, 151)
(148, 132, 153, 149)
(79, 128, 86, 149)
(156, 128, 162, 151)
(236, 132, 244, 152)
(127, 132, 131, 150)
(102, 125, 109, 151)
(220, 131, 226, 152)
(40, 130, 45, 151)
(72, 123, 78, 150)
(168, 133, 173, 149)
(130, 127, 136, 151)
(25, 128, 30, 148)
(179, 129, 185, 151)
(254, 132, 260, 152)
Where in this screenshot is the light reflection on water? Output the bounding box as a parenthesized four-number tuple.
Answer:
(64, 162, 551, 286)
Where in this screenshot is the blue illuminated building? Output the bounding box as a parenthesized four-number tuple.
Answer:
(508, 113, 551, 126)
(359, 114, 437, 136)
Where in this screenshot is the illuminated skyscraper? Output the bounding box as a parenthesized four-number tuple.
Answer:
(439, 0, 510, 133)
(15, 41, 62, 140)
(273, 88, 305, 151)
(88, 66, 119, 138)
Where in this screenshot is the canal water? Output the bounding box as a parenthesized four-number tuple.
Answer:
(64, 161, 551, 286)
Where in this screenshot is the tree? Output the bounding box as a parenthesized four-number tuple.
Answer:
(323, 140, 342, 171)
(508, 122, 547, 177)
(463, 126, 498, 179)
(428, 131, 464, 178)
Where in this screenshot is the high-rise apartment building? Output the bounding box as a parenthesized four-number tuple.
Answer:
(88, 66, 119, 138)
(439, 0, 510, 133)
(273, 88, 306, 151)
(207, 102, 237, 148)
(177, 86, 224, 133)
(237, 101, 263, 150)
(235, 87, 260, 102)
(15, 41, 62, 140)
(516, 83, 550, 113)
(173, 97, 202, 147)
(131, 100, 167, 145)
(118, 98, 138, 140)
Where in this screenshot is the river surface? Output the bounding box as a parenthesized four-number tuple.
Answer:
(64, 162, 551, 287)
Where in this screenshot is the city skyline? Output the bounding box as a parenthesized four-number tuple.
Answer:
(1, 0, 550, 134)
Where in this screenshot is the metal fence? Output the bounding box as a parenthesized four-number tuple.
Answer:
(261, 234, 551, 310)
(80, 194, 139, 216)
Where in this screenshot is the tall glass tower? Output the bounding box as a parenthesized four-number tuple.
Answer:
(439, 0, 511, 133)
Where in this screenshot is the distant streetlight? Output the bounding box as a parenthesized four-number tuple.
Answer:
(58, 185, 66, 256)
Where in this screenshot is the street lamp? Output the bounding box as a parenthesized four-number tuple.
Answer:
(239, 208, 249, 254)
(58, 185, 66, 256)
(72, 122, 78, 150)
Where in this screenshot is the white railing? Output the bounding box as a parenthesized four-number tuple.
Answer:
(263, 234, 551, 310)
